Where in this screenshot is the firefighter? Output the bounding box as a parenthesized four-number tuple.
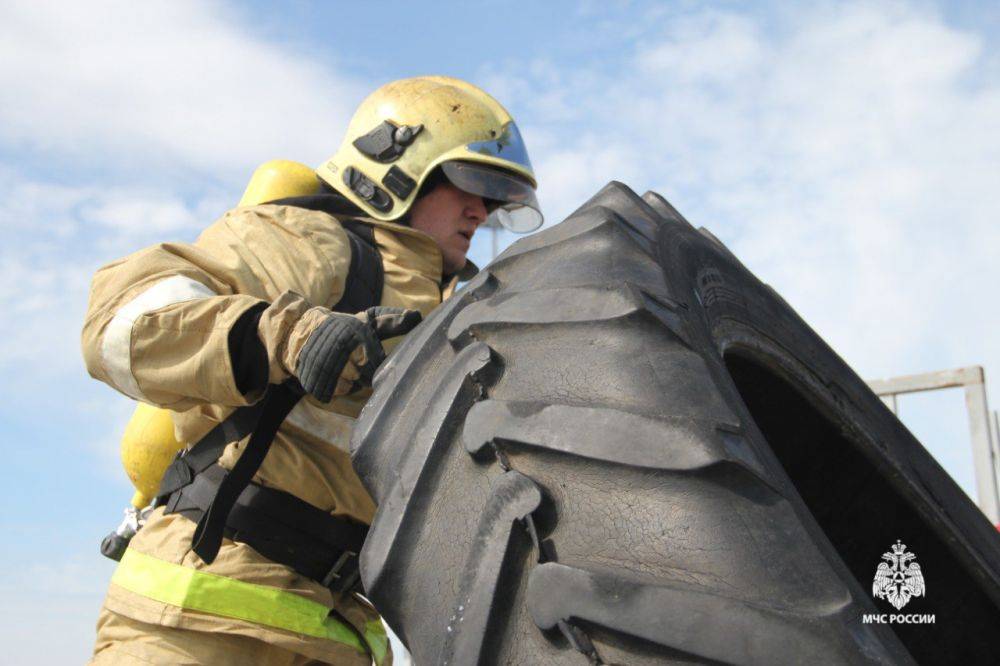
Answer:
(83, 75, 541, 664)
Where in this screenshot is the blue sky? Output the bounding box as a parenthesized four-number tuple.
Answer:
(2, 1, 999, 661)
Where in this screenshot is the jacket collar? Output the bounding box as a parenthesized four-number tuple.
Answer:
(265, 193, 480, 289)
(348, 215, 481, 289)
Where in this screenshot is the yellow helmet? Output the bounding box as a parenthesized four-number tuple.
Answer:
(317, 76, 543, 232)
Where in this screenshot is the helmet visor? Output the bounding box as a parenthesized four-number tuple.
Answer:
(466, 122, 534, 172)
(441, 161, 543, 233)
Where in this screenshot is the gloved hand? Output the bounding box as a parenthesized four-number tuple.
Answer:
(293, 306, 422, 402)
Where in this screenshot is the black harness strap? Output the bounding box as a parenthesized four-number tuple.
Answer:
(266, 194, 384, 313)
(336, 220, 383, 313)
(154, 195, 385, 584)
(170, 464, 367, 591)
(189, 378, 303, 564)
(157, 401, 265, 497)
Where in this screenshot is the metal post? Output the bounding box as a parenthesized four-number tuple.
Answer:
(992, 410, 1000, 513)
(963, 369, 1000, 523)
(867, 366, 1000, 523)
(992, 411, 1000, 464)
(491, 226, 499, 260)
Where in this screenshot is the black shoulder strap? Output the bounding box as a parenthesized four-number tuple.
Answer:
(265, 192, 363, 218)
(266, 194, 384, 314)
(334, 220, 383, 314)
(189, 379, 302, 563)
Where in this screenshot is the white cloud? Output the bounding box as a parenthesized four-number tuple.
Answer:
(0, 1, 365, 181)
(0, 1, 367, 384)
(0, 171, 227, 381)
(636, 10, 767, 84)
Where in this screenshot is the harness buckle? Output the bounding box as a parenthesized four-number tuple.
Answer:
(321, 550, 360, 593)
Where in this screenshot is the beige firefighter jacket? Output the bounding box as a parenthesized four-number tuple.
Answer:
(82, 202, 473, 664)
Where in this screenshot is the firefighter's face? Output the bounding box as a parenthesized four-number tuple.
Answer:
(409, 182, 487, 275)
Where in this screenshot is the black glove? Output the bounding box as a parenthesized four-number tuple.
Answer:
(295, 306, 422, 402)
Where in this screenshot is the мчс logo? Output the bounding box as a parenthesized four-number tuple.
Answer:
(873, 540, 925, 610)
(862, 540, 934, 625)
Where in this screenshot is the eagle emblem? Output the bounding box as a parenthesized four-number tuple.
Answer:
(873, 540, 925, 610)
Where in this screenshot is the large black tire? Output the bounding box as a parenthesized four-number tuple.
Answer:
(351, 183, 1000, 665)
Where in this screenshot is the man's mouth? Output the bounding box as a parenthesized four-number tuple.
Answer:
(457, 229, 474, 241)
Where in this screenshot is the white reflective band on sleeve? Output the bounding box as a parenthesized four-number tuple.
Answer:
(101, 275, 217, 400)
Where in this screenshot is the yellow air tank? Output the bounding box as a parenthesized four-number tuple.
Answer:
(102, 160, 322, 560)
(237, 159, 321, 206)
(121, 402, 185, 509)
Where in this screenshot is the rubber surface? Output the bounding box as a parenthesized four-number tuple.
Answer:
(351, 182, 1000, 665)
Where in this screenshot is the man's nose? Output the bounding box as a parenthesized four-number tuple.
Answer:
(465, 195, 488, 225)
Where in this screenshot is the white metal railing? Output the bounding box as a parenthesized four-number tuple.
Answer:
(867, 366, 1000, 524)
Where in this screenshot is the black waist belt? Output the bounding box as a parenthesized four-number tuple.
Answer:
(154, 381, 367, 594)
(165, 463, 368, 594)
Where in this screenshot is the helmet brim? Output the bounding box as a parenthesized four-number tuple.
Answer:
(441, 161, 543, 233)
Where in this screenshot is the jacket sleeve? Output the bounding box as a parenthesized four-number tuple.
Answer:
(80, 205, 352, 410)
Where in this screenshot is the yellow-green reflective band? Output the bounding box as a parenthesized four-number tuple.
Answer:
(364, 619, 388, 665)
(111, 549, 366, 654)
